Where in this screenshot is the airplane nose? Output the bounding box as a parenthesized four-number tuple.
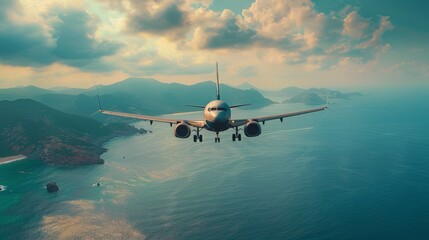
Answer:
(214, 111, 228, 121)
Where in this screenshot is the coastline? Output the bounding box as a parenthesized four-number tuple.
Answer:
(0, 155, 27, 165)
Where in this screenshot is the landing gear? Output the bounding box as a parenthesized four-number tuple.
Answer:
(232, 133, 242, 141)
(193, 128, 203, 142)
(232, 127, 242, 142)
(215, 132, 220, 143)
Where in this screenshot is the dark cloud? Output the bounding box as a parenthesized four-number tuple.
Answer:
(0, 4, 120, 71)
(203, 18, 257, 49)
(128, 4, 187, 34)
(0, 0, 54, 66)
(52, 10, 121, 61)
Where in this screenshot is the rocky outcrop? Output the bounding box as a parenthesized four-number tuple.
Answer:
(46, 182, 60, 193)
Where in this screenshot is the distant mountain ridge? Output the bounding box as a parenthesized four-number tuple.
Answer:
(0, 99, 140, 165)
(0, 78, 273, 120)
(0, 86, 54, 100)
(234, 82, 362, 104)
(283, 92, 325, 105)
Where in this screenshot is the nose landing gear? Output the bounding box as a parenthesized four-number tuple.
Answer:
(215, 131, 221, 143)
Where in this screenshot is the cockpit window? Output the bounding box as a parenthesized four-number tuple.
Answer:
(208, 107, 226, 112)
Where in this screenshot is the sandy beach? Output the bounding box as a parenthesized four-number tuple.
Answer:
(0, 155, 27, 165)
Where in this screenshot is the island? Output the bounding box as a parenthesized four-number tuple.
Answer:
(283, 92, 325, 105)
(0, 99, 143, 165)
(282, 88, 363, 105)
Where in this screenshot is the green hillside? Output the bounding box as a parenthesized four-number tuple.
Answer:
(0, 99, 139, 165)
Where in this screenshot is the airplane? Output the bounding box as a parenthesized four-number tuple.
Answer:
(97, 63, 327, 143)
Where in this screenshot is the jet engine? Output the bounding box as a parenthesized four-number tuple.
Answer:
(174, 122, 191, 138)
(244, 121, 261, 137)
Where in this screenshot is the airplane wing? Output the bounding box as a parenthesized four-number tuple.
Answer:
(100, 110, 205, 128)
(230, 106, 327, 127)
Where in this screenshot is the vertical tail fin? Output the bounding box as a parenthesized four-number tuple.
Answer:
(216, 62, 220, 100)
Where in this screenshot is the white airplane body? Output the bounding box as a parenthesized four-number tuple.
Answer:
(99, 63, 327, 143)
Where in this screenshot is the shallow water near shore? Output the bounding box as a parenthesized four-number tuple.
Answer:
(1, 89, 428, 239)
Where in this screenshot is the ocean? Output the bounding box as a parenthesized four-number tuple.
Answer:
(1, 88, 428, 239)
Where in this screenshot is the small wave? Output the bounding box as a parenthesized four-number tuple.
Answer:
(0, 185, 7, 191)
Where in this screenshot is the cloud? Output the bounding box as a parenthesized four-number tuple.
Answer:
(358, 16, 394, 49)
(0, 2, 120, 71)
(243, 0, 324, 40)
(128, 4, 186, 34)
(95, 0, 394, 69)
(0, 0, 55, 66)
(52, 10, 121, 61)
(99, 0, 191, 39)
(0, 0, 404, 88)
(342, 11, 369, 38)
(192, 9, 257, 49)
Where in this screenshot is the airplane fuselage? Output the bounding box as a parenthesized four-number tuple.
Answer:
(204, 100, 231, 132)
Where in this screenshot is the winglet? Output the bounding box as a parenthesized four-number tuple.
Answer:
(216, 62, 220, 100)
(324, 92, 329, 109)
(90, 83, 103, 116)
(96, 84, 103, 111)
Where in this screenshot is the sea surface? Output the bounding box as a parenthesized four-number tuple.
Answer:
(1, 89, 428, 239)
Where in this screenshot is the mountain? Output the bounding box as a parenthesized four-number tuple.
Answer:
(0, 78, 273, 120)
(235, 82, 260, 91)
(0, 86, 54, 100)
(87, 78, 273, 112)
(0, 99, 141, 165)
(279, 87, 306, 97)
(280, 88, 362, 105)
(249, 85, 363, 104)
(48, 87, 89, 95)
(283, 92, 325, 105)
(306, 88, 363, 100)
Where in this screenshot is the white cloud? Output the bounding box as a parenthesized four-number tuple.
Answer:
(0, 0, 413, 89)
(342, 11, 369, 38)
(242, 0, 326, 48)
(359, 16, 394, 49)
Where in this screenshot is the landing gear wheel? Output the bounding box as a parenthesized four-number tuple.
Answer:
(199, 135, 203, 142)
(233, 127, 242, 142)
(193, 135, 197, 142)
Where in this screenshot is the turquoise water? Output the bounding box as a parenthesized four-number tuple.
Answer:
(1, 89, 429, 239)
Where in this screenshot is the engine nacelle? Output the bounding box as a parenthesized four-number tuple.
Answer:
(244, 121, 261, 137)
(174, 122, 191, 138)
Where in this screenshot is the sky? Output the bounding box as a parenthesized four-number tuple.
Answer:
(0, 0, 428, 90)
